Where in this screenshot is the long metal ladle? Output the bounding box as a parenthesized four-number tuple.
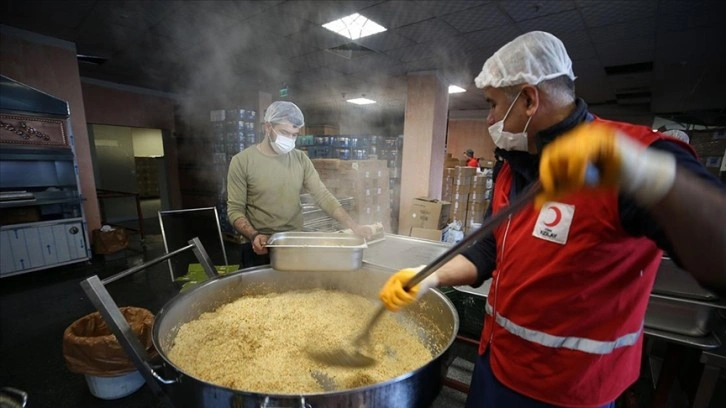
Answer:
(310, 181, 545, 367)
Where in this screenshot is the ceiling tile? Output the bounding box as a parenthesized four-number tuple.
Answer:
(82, 1, 183, 28)
(588, 18, 655, 44)
(354, 30, 416, 52)
(657, 0, 726, 19)
(656, 1, 725, 34)
(424, 1, 490, 17)
(153, 5, 237, 45)
(579, 0, 657, 28)
(212, 0, 283, 20)
(595, 37, 655, 67)
(606, 71, 653, 93)
(292, 25, 352, 51)
(331, 53, 395, 76)
(359, 1, 438, 29)
(397, 18, 459, 44)
(462, 24, 524, 52)
(519, 10, 587, 37)
(233, 7, 315, 38)
(500, 0, 576, 22)
(402, 57, 440, 73)
(440, 3, 512, 33)
(384, 43, 439, 63)
(571, 60, 614, 103)
(427, 35, 476, 58)
(558, 30, 597, 61)
(655, 27, 724, 64)
(571, 58, 603, 74)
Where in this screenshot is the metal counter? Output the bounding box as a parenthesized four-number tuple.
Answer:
(363, 234, 452, 271)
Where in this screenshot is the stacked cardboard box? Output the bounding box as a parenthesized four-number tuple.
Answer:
(449, 167, 476, 224)
(407, 197, 451, 240)
(311, 159, 391, 231)
(441, 168, 455, 203)
(465, 174, 492, 234)
(444, 154, 461, 169)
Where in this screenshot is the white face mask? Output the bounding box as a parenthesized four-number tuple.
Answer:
(270, 131, 296, 155)
(488, 91, 534, 152)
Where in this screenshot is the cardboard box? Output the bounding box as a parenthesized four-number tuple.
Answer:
(409, 197, 451, 229)
(411, 227, 448, 242)
(468, 191, 488, 203)
(450, 192, 469, 203)
(455, 167, 477, 177)
(472, 175, 488, 186)
(307, 125, 339, 135)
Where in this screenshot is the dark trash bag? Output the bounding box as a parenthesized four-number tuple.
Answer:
(63, 307, 157, 377)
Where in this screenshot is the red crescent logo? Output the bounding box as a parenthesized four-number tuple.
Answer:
(544, 206, 562, 227)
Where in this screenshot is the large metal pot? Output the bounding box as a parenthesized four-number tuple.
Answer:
(151, 264, 459, 407)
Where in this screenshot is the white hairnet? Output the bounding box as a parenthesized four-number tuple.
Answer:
(663, 129, 690, 143)
(263, 101, 304, 127)
(475, 31, 575, 89)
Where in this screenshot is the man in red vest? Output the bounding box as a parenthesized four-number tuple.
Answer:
(380, 31, 725, 407)
(464, 149, 479, 167)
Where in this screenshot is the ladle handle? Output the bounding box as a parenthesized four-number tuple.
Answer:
(402, 182, 542, 291)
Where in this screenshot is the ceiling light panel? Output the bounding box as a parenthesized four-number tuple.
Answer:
(449, 85, 467, 94)
(346, 97, 377, 105)
(322, 13, 386, 40)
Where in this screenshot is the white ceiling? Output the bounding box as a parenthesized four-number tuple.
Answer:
(2, 0, 725, 124)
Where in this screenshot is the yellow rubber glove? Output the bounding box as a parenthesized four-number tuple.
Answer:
(379, 266, 438, 312)
(537, 122, 677, 209)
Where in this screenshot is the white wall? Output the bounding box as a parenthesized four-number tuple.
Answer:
(131, 128, 164, 157)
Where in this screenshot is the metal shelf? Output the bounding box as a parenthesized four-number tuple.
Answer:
(0, 197, 83, 209)
(0, 146, 74, 161)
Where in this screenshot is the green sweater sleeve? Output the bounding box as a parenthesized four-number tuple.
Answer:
(227, 154, 248, 225)
(301, 155, 341, 215)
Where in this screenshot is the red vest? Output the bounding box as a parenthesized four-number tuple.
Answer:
(478, 118, 693, 407)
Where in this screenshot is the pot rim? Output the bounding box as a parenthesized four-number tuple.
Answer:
(151, 265, 460, 397)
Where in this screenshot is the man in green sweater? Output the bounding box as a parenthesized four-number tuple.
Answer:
(227, 101, 372, 267)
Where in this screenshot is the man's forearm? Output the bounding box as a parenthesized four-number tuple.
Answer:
(651, 168, 726, 291)
(331, 206, 358, 230)
(233, 216, 259, 240)
(435, 255, 480, 287)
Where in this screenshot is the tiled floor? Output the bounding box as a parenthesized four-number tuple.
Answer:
(1, 227, 724, 408)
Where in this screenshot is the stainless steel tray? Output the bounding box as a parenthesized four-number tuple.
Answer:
(266, 232, 366, 271)
(652, 257, 718, 301)
(363, 234, 452, 271)
(645, 296, 719, 337)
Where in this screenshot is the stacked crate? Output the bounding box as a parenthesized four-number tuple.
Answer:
(465, 174, 492, 234)
(209, 108, 258, 165)
(449, 167, 476, 225)
(311, 159, 391, 232)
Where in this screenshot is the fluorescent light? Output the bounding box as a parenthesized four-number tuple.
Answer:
(449, 85, 467, 94)
(322, 13, 387, 40)
(347, 98, 377, 105)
